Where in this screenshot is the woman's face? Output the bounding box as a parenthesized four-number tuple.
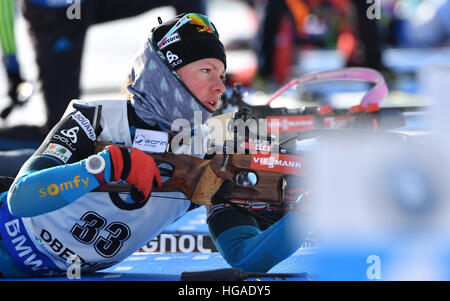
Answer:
(176, 58, 226, 111)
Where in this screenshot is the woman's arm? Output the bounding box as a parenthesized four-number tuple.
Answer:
(207, 205, 307, 273)
(7, 159, 105, 217)
(7, 108, 102, 217)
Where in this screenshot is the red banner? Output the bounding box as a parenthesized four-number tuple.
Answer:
(250, 152, 304, 175)
(267, 115, 315, 133)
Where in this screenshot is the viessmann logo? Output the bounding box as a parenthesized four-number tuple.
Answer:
(250, 153, 304, 175)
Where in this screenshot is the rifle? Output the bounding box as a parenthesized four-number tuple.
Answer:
(92, 123, 412, 207)
(217, 68, 428, 135)
(91, 68, 420, 206)
(92, 140, 300, 207)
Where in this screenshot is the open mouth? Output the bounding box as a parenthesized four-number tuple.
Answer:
(208, 100, 217, 108)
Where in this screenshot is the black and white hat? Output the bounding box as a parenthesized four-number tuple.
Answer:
(151, 13, 227, 71)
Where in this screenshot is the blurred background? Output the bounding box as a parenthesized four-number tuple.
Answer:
(1, 0, 450, 128)
(1, 0, 450, 281)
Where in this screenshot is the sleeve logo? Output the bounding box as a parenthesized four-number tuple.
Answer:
(72, 112, 96, 141)
(132, 129, 168, 153)
(61, 127, 80, 143)
(42, 143, 73, 163)
(159, 32, 181, 49)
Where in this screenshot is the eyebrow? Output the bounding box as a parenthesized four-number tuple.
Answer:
(204, 62, 226, 75)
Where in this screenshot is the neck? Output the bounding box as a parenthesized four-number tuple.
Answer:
(128, 38, 212, 133)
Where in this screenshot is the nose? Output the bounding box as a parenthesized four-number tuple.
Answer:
(212, 76, 226, 96)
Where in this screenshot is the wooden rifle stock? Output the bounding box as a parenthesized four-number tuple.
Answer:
(92, 142, 287, 206)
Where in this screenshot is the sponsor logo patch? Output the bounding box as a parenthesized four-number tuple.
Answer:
(267, 115, 315, 133)
(250, 152, 304, 175)
(42, 143, 73, 163)
(72, 112, 96, 141)
(133, 129, 168, 153)
(61, 127, 79, 143)
(166, 50, 182, 68)
(38, 175, 89, 198)
(159, 32, 181, 49)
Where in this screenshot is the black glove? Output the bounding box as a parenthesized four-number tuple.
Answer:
(1, 72, 31, 119)
(211, 180, 234, 205)
(7, 72, 22, 101)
